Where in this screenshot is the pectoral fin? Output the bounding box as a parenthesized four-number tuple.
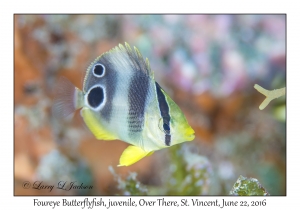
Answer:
(118, 145, 154, 167)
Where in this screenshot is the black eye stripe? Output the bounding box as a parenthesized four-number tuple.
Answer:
(93, 64, 105, 77)
(155, 82, 171, 146)
(155, 82, 170, 119)
(87, 86, 105, 109)
(165, 134, 171, 146)
(163, 123, 170, 131)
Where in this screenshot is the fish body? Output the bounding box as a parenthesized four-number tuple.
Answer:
(53, 43, 194, 166)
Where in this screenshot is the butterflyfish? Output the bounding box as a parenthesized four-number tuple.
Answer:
(53, 43, 195, 166)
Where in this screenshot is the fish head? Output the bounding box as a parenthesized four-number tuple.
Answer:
(154, 94, 195, 148)
(167, 106, 195, 145)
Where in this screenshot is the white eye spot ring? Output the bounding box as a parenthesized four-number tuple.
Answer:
(84, 85, 106, 112)
(93, 64, 105, 77)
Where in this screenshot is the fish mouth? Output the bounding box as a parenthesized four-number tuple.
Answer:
(186, 133, 195, 141)
(184, 126, 195, 141)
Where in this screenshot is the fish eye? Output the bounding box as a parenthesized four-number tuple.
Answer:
(93, 64, 105, 77)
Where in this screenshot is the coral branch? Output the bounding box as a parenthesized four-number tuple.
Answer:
(254, 84, 285, 110)
(230, 175, 270, 196)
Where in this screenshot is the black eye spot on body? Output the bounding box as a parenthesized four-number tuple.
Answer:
(87, 86, 104, 108)
(93, 64, 105, 77)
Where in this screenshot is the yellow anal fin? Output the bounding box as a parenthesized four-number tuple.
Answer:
(81, 108, 117, 140)
(118, 145, 154, 167)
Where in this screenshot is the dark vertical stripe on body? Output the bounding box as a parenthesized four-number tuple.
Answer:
(95, 58, 117, 122)
(155, 82, 171, 146)
(127, 71, 149, 134)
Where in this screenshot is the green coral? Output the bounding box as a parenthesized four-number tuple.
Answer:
(109, 166, 148, 195)
(164, 145, 212, 195)
(230, 175, 270, 196)
(108, 144, 211, 195)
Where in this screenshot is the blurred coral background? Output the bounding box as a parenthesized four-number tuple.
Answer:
(14, 14, 286, 195)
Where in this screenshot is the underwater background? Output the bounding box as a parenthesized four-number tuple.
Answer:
(14, 14, 286, 195)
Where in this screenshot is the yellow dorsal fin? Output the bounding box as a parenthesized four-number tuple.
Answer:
(80, 108, 117, 140)
(118, 145, 154, 167)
